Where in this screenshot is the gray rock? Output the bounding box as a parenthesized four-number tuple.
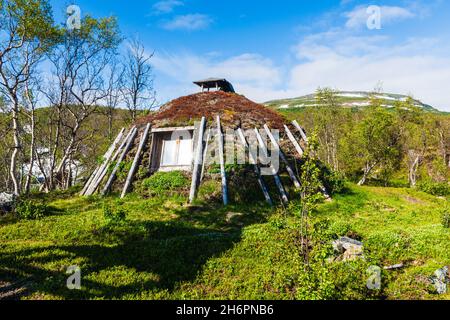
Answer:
(0, 192, 15, 212)
(332, 237, 364, 261)
(431, 266, 449, 295)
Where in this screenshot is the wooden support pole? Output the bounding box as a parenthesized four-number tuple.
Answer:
(284, 125, 304, 157)
(292, 120, 308, 143)
(81, 128, 125, 195)
(189, 117, 206, 204)
(200, 129, 211, 182)
(85, 127, 133, 196)
(236, 128, 273, 205)
(147, 133, 155, 172)
(263, 124, 301, 189)
(121, 123, 151, 198)
(254, 128, 289, 204)
(102, 127, 138, 196)
(83, 128, 126, 196)
(216, 116, 228, 206)
(80, 167, 99, 196)
(290, 123, 331, 200)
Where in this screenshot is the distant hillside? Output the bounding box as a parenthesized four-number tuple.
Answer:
(264, 91, 440, 112)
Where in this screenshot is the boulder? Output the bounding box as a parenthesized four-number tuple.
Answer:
(0, 192, 15, 213)
(332, 236, 364, 261)
(431, 266, 449, 295)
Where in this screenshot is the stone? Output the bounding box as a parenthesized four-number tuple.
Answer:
(431, 266, 449, 295)
(0, 192, 14, 213)
(332, 236, 364, 261)
(225, 212, 243, 223)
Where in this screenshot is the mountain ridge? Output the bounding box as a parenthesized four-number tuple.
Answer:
(264, 91, 440, 113)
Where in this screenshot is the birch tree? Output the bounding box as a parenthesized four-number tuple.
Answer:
(44, 15, 121, 189)
(0, 0, 56, 195)
(122, 38, 156, 122)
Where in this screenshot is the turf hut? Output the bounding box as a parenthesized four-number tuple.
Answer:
(81, 79, 329, 205)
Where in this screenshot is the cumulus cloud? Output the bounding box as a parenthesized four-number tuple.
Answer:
(291, 32, 450, 110)
(152, 52, 285, 101)
(162, 14, 213, 31)
(152, 0, 184, 15)
(152, 30, 450, 111)
(345, 5, 415, 29)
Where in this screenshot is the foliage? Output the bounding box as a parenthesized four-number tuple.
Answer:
(417, 180, 450, 196)
(14, 199, 49, 220)
(140, 171, 190, 196)
(103, 202, 127, 227)
(442, 210, 450, 229)
(0, 184, 448, 300)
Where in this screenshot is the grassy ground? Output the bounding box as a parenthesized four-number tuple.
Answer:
(0, 184, 448, 300)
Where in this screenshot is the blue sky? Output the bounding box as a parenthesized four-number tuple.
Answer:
(50, 0, 450, 111)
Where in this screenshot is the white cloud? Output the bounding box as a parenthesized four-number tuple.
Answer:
(162, 14, 213, 31)
(152, 0, 184, 15)
(345, 5, 415, 29)
(152, 30, 450, 111)
(152, 52, 284, 101)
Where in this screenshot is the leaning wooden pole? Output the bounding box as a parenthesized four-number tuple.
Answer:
(189, 117, 206, 204)
(254, 128, 289, 204)
(284, 125, 304, 157)
(292, 120, 309, 143)
(236, 128, 273, 205)
(102, 127, 138, 196)
(289, 122, 331, 200)
(85, 127, 133, 196)
(216, 116, 229, 206)
(80, 167, 99, 196)
(263, 124, 301, 189)
(121, 123, 151, 198)
(81, 128, 125, 195)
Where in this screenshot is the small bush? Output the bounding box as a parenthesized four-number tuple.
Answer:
(141, 171, 190, 196)
(15, 200, 50, 220)
(417, 180, 450, 196)
(103, 203, 127, 227)
(442, 211, 450, 229)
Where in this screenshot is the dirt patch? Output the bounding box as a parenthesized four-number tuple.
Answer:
(404, 196, 423, 204)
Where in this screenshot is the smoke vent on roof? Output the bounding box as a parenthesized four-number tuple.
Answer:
(193, 78, 235, 93)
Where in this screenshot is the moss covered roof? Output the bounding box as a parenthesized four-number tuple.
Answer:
(136, 91, 286, 130)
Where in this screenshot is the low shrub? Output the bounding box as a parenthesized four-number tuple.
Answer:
(442, 211, 450, 229)
(322, 170, 346, 195)
(103, 203, 127, 227)
(15, 199, 50, 220)
(140, 171, 190, 196)
(417, 180, 450, 196)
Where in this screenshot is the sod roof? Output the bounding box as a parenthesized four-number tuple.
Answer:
(136, 91, 286, 130)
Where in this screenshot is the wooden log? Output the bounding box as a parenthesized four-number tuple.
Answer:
(254, 128, 289, 204)
(284, 124, 304, 157)
(292, 120, 308, 143)
(83, 128, 126, 196)
(81, 128, 125, 195)
(236, 128, 273, 205)
(200, 129, 211, 182)
(86, 127, 133, 196)
(101, 127, 138, 196)
(147, 133, 155, 172)
(80, 167, 99, 196)
(121, 123, 151, 198)
(264, 124, 301, 189)
(290, 122, 331, 200)
(189, 117, 206, 203)
(216, 116, 229, 206)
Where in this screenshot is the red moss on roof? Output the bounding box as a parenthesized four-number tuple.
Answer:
(136, 91, 286, 130)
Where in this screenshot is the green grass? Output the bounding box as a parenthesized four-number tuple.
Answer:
(0, 184, 448, 300)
